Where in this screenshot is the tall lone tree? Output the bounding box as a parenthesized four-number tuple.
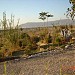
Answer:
(39, 12, 53, 27)
(46, 13, 53, 26)
(39, 12, 48, 26)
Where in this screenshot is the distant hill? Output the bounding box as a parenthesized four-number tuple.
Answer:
(19, 19, 75, 28)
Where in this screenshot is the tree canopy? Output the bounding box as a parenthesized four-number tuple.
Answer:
(66, 0, 75, 20)
(39, 12, 48, 21)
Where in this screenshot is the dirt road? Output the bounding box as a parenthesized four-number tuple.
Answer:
(0, 50, 75, 75)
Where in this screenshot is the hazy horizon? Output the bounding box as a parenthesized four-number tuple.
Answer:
(0, 0, 72, 25)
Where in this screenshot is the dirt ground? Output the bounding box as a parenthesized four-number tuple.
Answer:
(0, 50, 75, 75)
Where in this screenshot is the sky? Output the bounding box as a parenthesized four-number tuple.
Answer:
(0, 0, 72, 25)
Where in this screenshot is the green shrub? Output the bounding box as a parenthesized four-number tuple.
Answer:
(7, 33, 18, 45)
(31, 36, 40, 43)
(56, 37, 61, 45)
(20, 33, 30, 39)
(45, 34, 52, 43)
(30, 43, 38, 50)
(18, 40, 22, 47)
(18, 39, 31, 49)
(24, 42, 38, 55)
(18, 33, 31, 48)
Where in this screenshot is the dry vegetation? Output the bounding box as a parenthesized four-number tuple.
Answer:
(0, 12, 75, 75)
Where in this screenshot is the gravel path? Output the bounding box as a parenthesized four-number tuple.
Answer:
(0, 50, 75, 75)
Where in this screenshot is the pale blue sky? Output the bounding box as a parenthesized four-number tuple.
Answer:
(0, 0, 72, 25)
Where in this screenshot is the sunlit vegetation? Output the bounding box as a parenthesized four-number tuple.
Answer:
(0, 12, 75, 59)
(0, 1, 75, 75)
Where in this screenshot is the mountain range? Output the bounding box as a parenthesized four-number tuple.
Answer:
(19, 19, 75, 28)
